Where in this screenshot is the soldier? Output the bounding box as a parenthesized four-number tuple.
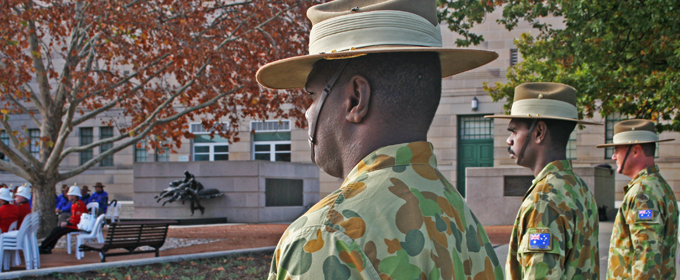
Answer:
(256, 0, 503, 279)
(487, 83, 600, 279)
(596, 119, 678, 279)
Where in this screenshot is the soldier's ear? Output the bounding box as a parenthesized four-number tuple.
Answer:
(344, 75, 371, 124)
(534, 121, 548, 144)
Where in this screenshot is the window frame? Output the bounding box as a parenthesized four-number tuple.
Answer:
(99, 126, 114, 166)
(566, 130, 577, 160)
(250, 120, 292, 162)
(193, 142, 229, 161)
(134, 140, 147, 163)
(80, 127, 93, 165)
(28, 129, 40, 159)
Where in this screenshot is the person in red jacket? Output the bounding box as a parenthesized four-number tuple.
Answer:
(0, 188, 18, 233)
(15, 185, 32, 228)
(39, 185, 87, 254)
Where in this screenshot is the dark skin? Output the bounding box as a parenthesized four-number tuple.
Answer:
(506, 119, 568, 176)
(304, 61, 428, 178)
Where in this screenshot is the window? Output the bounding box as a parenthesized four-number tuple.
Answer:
(0, 131, 9, 162)
(605, 113, 624, 159)
(28, 129, 40, 159)
(510, 49, 519, 67)
(100, 127, 114, 166)
(134, 140, 147, 163)
(251, 120, 291, 162)
(155, 144, 170, 162)
(459, 116, 494, 140)
(191, 123, 229, 161)
(80, 127, 93, 165)
(566, 131, 577, 160)
(265, 179, 303, 206)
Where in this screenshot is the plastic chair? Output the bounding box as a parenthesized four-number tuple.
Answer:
(75, 214, 106, 260)
(67, 213, 93, 255)
(6, 221, 17, 232)
(104, 200, 120, 223)
(0, 212, 33, 270)
(28, 212, 40, 269)
(86, 202, 99, 216)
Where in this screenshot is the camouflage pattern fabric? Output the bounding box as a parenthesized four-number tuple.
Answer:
(506, 160, 600, 280)
(607, 165, 678, 280)
(268, 142, 503, 280)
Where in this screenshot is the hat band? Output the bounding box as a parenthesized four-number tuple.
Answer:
(510, 99, 578, 119)
(309, 10, 442, 55)
(613, 130, 658, 144)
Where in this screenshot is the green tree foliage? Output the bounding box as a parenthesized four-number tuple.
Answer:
(439, 0, 680, 131)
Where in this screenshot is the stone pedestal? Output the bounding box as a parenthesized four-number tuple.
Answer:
(133, 161, 320, 223)
(465, 165, 615, 225)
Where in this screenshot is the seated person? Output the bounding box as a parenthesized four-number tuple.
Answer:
(90, 182, 108, 216)
(81, 185, 91, 202)
(39, 185, 87, 254)
(15, 186, 32, 228)
(55, 184, 68, 212)
(0, 188, 19, 233)
(57, 184, 73, 224)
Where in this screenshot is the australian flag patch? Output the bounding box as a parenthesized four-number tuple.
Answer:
(638, 209, 654, 220)
(529, 233, 551, 250)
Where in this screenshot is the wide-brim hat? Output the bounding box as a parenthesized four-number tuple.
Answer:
(0, 188, 13, 202)
(596, 119, 675, 148)
(485, 82, 601, 125)
(256, 0, 498, 89)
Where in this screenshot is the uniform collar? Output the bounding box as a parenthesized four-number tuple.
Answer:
(344, 141, 436, 183)
(624, 165, 659, 193)
(532, 160, 573, 185)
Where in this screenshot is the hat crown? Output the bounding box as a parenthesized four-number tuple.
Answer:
(16, 186, 31, 200)
(68, 186, 82, 197)
(308, 0, 437, 26)
(614, 119, 656, 135)
(514, 82, 577, 106)
(0, 188, 13, 202)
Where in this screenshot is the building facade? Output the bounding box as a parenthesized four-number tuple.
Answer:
(1, 9, 678, 209)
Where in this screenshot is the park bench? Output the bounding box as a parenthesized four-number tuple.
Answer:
(79, 220, 177, 262)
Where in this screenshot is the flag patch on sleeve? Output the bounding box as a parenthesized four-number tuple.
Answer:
(529, 233, 551, 250)
(638, 209, 654, 220)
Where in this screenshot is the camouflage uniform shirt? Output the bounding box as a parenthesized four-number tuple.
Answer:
(506, 160, 600, 280)
(607, 165, 678, 280)
(268, 142, 503, 280)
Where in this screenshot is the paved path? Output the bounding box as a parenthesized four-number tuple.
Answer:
(494, 221, 680, 279)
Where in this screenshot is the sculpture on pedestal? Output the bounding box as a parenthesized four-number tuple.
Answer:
(155, 170, 223, 215)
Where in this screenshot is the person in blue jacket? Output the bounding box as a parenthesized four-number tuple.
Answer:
(90, 182, 108, 215)
(56, 184, 72, 224)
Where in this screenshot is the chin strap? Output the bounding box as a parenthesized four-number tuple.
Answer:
(516, 119, 538, 166)
(308, 59, 350, 165)
(618, 145, 633, 174)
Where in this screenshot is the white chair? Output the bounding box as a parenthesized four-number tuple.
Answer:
(67, 213, 97, 255)
(5, 221, 17, 233)
(0, 212, 33, 271)
(28, 212, 40, 269)
(86, 202, 99, 216)
(104, 200, 120, 223)
(75, 214, 106, 259)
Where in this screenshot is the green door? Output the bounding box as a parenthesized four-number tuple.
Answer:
(457, 115, 494, 197)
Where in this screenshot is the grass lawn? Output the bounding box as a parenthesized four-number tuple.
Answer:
(20, 252, 272, 280)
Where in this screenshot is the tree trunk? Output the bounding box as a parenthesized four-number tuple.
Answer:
(33, 181, 58, 238)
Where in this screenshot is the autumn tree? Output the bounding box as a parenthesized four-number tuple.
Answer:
(0, 0, 317, 236)
(439, 0, 680, 131)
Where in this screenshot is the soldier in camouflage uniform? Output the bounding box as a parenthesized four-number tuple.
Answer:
(256, 0, 503, 279)
(596, 119, 678, 280)
(487, 83, 601, 280)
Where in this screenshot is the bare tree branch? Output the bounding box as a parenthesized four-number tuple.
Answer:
(0, 118, 42, 169)
(5, 94, 41, 127)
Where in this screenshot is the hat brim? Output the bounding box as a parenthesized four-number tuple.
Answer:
(484, 114, 602, 125)
(595, 138, 675, 148)
(256, 46, 498, 89)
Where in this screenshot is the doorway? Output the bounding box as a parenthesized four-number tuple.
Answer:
(457, 115, 494, 197)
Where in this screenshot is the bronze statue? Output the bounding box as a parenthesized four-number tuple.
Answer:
(155, 171, 223, 215)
